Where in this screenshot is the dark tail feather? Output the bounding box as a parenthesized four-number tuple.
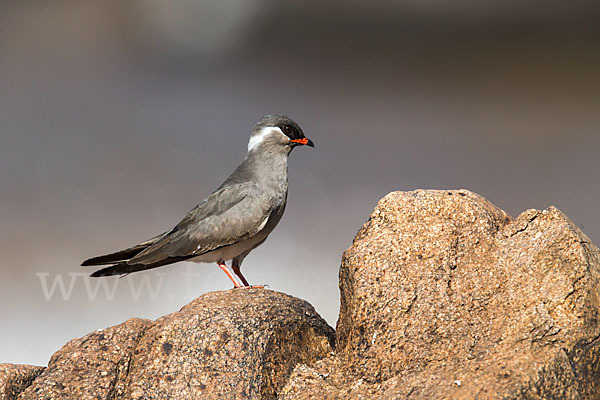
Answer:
(90, 263, 151, 277)
(89, 256, 193, 277)
(81, 233, 167, 266)
(82, 245, 149, 266)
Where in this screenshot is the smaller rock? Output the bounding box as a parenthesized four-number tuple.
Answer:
(123, 289, 335, 400)
(18, 318, 152, 400)
(10, 290, 333, 400)
(0, 363, 44, 400)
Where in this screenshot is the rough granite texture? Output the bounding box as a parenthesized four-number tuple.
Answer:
(123, 290, 334, 400)
(282, 189, 600, 399)
(18, 318, 152, 399)
(0, 364, 44, 400)
(11, 290, 333, 400)
(6, 189, 600, 399)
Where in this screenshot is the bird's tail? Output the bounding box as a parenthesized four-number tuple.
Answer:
(89, 256, 191, 277)
(90, 262, 152, 277)
(82, 232, 194, 277)
(81, 233, 166, 266)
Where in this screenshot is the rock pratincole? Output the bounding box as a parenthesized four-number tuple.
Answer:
(82, 115, 314, 288)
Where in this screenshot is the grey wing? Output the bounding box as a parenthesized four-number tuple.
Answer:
(126, 183, 273, 265)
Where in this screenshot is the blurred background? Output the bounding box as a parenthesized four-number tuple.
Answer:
(1, 0, 599, 366)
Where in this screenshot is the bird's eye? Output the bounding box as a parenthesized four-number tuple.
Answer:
(283, 125, 293, 134)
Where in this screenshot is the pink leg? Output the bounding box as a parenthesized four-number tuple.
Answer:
(231, 264, 250, 287)
(231, 264, 264, 289)
(218, 262, 242, 288)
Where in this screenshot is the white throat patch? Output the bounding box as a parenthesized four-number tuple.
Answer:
(247, 126, 287, 152)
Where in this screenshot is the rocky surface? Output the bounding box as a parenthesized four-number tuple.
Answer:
(9, 290, 334, 400)
(5, 189, 600, 399)
(0, 364, 44, 400)
(19, 318, 152, 400)
(122, 290, 333, 400)
(282, 189, 600, 399)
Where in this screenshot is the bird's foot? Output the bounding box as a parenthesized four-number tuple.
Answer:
(235, 285, 265, 289)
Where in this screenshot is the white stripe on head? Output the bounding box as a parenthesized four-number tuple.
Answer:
(247, 126, 287, 152)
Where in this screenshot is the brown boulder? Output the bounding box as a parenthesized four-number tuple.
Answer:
(123, 290, 334, 400)
(7, 189, 600, 399)
(282, 189, 600, 399)
(0, 364, 44, 400)
(19, 318, 152, 399)
(13, 290, 334, 400)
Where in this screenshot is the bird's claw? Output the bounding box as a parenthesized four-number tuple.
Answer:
(234, 285, 265, 289)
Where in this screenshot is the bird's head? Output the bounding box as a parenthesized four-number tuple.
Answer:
(248, 115, 314, 154)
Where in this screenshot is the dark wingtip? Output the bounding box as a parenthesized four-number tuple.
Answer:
(82, 255, 111, 267)
(90, 265, 118, 277)
(80, 243, 152, 267)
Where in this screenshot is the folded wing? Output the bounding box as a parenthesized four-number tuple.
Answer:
(86, 182, 273, 276)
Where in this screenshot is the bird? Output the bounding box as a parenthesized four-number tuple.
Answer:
(81, 115, 314, 288)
